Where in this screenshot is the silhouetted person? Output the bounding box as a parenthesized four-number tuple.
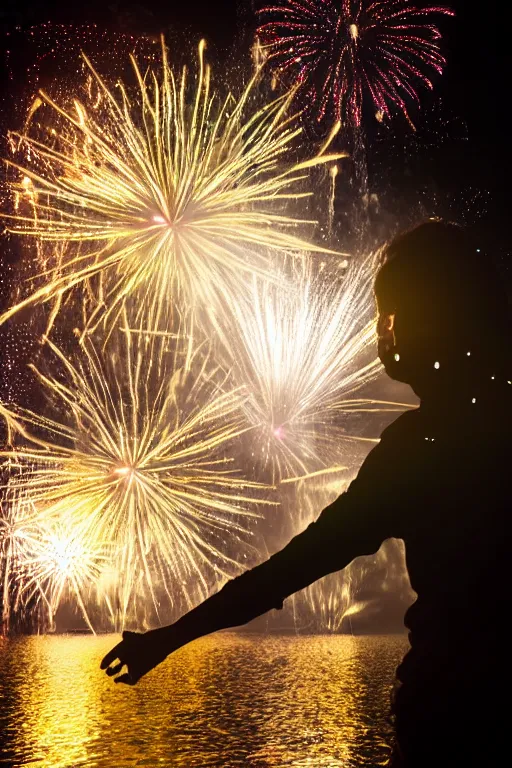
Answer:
(102, 221, 512, 767)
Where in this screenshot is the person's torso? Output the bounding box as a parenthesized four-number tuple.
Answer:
(383, 401, 510, 675)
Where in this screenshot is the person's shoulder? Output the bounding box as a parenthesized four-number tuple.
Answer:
(354, 408, 421, 480)
(379, 407, 421, 444)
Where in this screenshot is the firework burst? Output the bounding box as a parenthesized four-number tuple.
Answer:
(213, 255, 408, 482)
(1, 38, 345, 337)
(0, 330, 271, 630)
(0, 485, 38, 632)
(20, 519, 107, 633)
(257, 0, 454, 126)
(287, 472, 415, 632)
(0, 482, 99, 633)
(290, 471, 371, 633)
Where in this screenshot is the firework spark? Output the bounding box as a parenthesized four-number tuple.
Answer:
(291, 471, 370, 633)
(287, 472, 415, 632)
(20, 519, 107, 633)
(0, 482, 99, 633)
(257, 0, 454, 126)
(1, 38, 345, 337)
(212, 255, 408, 482)
(0, 485, 39, 632)
(0, 330, 270, 630)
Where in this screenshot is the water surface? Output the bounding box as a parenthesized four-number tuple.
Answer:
(0, 633, 408, 767)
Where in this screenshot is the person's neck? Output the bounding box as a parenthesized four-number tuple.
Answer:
(418, 390, 456, 415)
(418, 377, 511, 422)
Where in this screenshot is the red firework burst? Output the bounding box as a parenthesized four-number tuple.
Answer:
(257, 0, 454, 127)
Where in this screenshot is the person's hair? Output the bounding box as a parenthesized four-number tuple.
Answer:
(375, 221, 510, 359)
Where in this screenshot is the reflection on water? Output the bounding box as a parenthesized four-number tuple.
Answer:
(0, 633, 408, 767)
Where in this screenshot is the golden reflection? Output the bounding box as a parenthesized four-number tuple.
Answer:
(0, 637, 101, 767)
(0, 634, 407, 767)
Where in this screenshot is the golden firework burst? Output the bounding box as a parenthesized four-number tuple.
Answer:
(0, 329, 272, 629)
(2, 38, 345, 336)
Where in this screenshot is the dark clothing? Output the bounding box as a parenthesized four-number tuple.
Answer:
(202, 394, 510, 765)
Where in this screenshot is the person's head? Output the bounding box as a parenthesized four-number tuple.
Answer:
(375, 221, 510, 399)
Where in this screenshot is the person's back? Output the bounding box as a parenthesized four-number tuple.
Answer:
(380, 399, 511, 765)
(373, 222, 512, 764)
(102, 221, 512, 767)
(378, 396, 509, 638)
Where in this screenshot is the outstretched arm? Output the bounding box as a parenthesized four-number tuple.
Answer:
(101, 432, 400, 684)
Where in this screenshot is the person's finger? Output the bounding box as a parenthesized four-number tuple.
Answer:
(114, 672, 136, 685)
(106, 662, 124, 677)
(100, 643, 124, 669)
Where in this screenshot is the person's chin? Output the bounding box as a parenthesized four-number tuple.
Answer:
(385, 366, 406, 383)
(379, 349, 399, 378)
(381, 357, 411, 386)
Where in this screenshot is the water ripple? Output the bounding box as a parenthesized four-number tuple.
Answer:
(0, 633, 408, 767)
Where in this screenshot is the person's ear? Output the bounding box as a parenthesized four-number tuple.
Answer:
(377, 312, 396, 348)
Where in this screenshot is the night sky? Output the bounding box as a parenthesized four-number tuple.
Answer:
(0, 0, 508, 242)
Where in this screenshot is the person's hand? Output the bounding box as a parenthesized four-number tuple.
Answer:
(100, 629, 171, 685)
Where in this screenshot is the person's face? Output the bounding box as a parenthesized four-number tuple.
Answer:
(377, 310, 397, 372)
(376, 304, 446, 397)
